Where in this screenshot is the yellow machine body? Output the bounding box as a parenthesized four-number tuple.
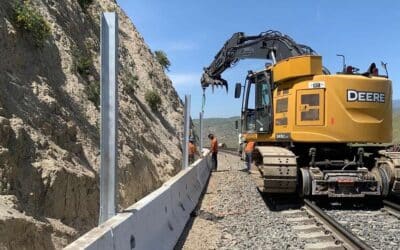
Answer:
(202, 31, 398, 197)
(243, 55, 392, 144)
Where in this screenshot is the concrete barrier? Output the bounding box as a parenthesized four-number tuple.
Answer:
(65, 150, 211, 250)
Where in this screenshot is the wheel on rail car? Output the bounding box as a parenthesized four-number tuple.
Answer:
(372, 164, 391, 197)
(299, 168, 312, 197)
(378, 166, 390, 197)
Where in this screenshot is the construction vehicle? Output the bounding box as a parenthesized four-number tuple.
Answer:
(201, 30, 400, 198)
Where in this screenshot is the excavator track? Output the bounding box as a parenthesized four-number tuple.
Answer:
(252, 146, 297, 193)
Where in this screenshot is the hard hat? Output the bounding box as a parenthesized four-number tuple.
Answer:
(189, 136, 195, 142)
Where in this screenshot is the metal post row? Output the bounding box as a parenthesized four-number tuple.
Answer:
(182, 95, 191, 169)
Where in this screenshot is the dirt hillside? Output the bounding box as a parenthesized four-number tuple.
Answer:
(0, 0, 184, 248)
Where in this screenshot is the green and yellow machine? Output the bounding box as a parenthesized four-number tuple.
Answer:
(201, 30, 399, 198)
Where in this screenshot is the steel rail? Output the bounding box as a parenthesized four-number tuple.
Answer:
(383, 199, 400, 218)
(383, 199, 400, 211)
(304, 199, 373, 250)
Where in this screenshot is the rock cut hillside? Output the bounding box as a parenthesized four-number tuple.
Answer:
(0, 0, 183, 248)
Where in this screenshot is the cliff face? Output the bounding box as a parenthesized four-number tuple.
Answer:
(0, 0, 184, 248)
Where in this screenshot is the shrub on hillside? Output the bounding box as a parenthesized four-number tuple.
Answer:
(154, 50, 171, 71)
(13, 0, 51, 47)
(75, 55, 92, 78)
(145, 90, 162, 112)
(126, 74, 139, 94)
(78, 0, 93, 11)
(86, 81, 100, 108)
(148, 70, 155, 80)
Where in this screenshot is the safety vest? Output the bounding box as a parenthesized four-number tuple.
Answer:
(244, 141, 255, 153)
(189, 143, 197, 155)
(211, 138, 218, 153)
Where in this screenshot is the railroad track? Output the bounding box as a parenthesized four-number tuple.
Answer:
(383, 199, 400, 218)
(281, 199, 372, 250)
(273, 198, 400, 250)
(323, 199, 400, 249)
(304, 199, 372, 250)
(218, 147, 400, 249)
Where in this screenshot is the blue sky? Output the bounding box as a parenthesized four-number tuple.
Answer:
(117, 0, 400, 118)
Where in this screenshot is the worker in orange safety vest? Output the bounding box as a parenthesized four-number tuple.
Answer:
(188, 137, 199, 165)
(244, 141, 255, 171)
(208, 133, 218, 170)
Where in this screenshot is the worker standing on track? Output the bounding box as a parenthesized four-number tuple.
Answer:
(244, 141, 255, 171)
(188, 137, 199, 165)
(208, 133, 218, 170)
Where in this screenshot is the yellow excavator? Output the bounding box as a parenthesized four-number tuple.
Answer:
(201, 30, 400, 198)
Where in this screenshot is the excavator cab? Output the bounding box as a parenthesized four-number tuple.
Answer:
(235, 70, 273, 135)
(243, 71, 273, 134)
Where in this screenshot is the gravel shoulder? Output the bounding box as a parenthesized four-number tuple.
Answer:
(325, 208, 400, 249)
(176, 152, 304, 250)
(176, 152, 400, 250)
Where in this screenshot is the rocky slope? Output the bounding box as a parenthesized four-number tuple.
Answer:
(0, 0, 184, 249)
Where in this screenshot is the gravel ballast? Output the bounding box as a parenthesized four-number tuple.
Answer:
(177, 152, 304, 249)
(325, 208, 400, 250)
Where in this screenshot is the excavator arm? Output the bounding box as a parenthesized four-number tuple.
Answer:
(201, 30, 315, 91)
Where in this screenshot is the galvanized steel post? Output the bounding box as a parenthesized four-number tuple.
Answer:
(199, 112, 203, 151)
(182, 95, 190, 169)
(99, 12, 118, 225)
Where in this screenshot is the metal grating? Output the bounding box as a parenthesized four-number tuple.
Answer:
(276, 98, 288, 113)
(301, 109, 319, 121)
(301, 94, 319, 106)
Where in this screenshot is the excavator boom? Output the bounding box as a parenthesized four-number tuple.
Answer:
(201, 30, 314, 91)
